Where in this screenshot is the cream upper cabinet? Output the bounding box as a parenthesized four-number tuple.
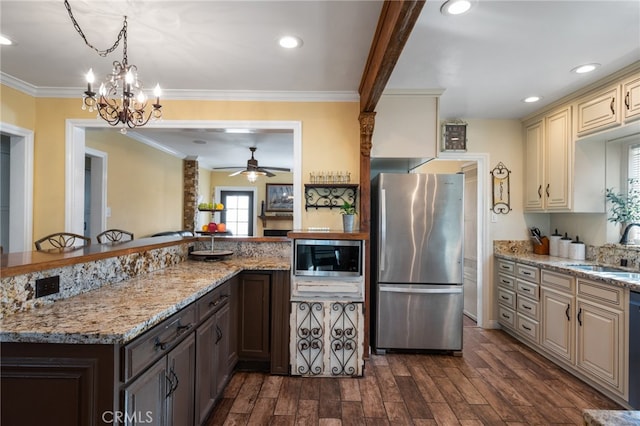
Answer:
(576, 85, 621, 137)
(523, 106, 572, 212)
(623, 72, 640, 123)
(524, 119, 545, 211)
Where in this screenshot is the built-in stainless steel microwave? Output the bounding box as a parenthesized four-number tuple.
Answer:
(293, 239, 362, 277)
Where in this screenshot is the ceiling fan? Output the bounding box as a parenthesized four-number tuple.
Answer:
(219, 147, 291, 179)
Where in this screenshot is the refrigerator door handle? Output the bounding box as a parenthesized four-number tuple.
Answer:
(380, 188, 386, 271)
(379, 285, 463, 294)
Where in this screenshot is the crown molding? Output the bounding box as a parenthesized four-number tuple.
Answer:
(0, 72, 360, 102)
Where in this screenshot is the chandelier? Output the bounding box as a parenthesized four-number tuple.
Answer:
(64, 1, 162, 133)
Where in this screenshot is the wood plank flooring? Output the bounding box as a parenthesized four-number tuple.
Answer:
(205, 318, 622, 425)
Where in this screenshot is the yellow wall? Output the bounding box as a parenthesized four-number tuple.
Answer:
(1, 86, 361, 241)
(86, 130, 183, 237)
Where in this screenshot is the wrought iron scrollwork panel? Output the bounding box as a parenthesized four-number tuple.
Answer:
(491, 162, 512, 214)
(329, 302, 359, 376)
(304, 184, 358, 210)
(295, 302, 324, 376)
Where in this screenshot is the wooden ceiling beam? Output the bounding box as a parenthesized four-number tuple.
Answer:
(358, 0, 425, 113)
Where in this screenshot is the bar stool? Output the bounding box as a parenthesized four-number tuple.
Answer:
(96, 229, 134, 244)
(34, 232, 91, 251)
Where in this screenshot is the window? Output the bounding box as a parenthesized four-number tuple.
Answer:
(628, 144, 640, 194)
(220, 191, 254, 236)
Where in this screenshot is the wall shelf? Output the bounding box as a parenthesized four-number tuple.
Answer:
(304, 184, 358, 210)
(258, 215, 293, 227)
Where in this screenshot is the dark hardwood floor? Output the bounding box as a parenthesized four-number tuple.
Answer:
(205, 317, 622, 425)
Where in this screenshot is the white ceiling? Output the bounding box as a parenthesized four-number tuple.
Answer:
(1, 0, 639, 170)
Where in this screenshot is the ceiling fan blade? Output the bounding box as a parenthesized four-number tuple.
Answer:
(212, 166, 244, 170)
(261, 166, 291, 172)
(258, 168, 276, 177)
(229, 169, 245, 177)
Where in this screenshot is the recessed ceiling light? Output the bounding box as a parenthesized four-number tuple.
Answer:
(0, 35, 13, 45)
(571, 63, 601, 74)
(523, 96, 542, 103)
(278, 35, 303, 49)
(440, 0, 473, 15)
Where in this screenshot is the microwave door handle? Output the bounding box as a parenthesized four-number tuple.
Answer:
(380, 189, 386, 271)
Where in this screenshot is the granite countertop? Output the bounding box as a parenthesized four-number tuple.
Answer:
(494, 252, 640, 292)
(583, 409, 640, 425)
(0, 257, 289, 345)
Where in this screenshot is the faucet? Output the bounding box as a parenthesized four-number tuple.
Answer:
(619, 223, 640, 244)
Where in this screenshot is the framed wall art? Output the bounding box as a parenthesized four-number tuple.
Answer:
(265, 183, 294, 212)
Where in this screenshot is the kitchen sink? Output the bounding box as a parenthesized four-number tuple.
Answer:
(568, 264, 627, 273)
(605, 272, 640, 280)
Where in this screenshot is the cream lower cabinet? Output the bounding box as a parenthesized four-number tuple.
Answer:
(290, 301, 364, 377)
(540, 270, 575, 364)
(498, 262, 629, 403)
(576, 278, 626, 394)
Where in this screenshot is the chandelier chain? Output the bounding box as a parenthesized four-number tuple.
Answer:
(64, 0, 127, 58)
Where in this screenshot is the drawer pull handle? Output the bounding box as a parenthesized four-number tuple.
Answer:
(625, 92, 630, 109)
(502, 313, 510, 319)
(522, 324, 532, 331)
(565, 304, 570, 321)
(155, 323, 193, 351)
(522, 271, 532, 276)
(545, 184, 550, 198)
(209, 294, 230, 308)
(501, 295, 509, 300)
(166, 368, 179, 397)
(523, 305, 532, 310)
(215, 325, 223, 344)
(577, 308, 583, 326)
(610, 97, 615, 114)
(538, 185, 542, 199)
(501, 279, 510, 284)
(501, 265, 509, 270)
(522, 287, 531, 292)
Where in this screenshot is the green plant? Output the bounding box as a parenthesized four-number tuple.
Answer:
(339, 201, 357, 215)
(605, 179, 640, 225)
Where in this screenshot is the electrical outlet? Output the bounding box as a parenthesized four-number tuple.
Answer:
(35, 276, 60, 298)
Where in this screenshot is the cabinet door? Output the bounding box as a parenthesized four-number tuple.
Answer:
(576, 300, 623, 392)
(215, 302, 231, 396)
(623, 74, 640, 122)
(545, 106, 572, 210)
(291, 301, 325, 376)
(541, 288, 574, 363)
(124, 358, 168, 426)
(167, 333, 195, 426)
(238, 273, 271, 361)
(524, 119, 545, 211)
(228, 275, 239, 370)
(195, 315, 217, 426)
(329, 302, 363, 376)
(577, 85, 621, 136)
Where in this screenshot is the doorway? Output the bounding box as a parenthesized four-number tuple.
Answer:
(462, 163, 478, 320)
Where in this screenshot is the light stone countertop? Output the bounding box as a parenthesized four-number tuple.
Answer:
(583, 409, 640, 425)
(494, 252, 640, 292)
(0, 257, 289, 345)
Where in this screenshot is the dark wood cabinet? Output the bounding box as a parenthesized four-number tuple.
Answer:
(238, 273, 271, 362)
(237, 271, 290, 374)
(167, 333, 196, 426)
(124, 352, 169, 426)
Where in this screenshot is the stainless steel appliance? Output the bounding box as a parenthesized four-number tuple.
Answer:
(371, 173, 464, 352)
(629, 290, 639, 409)
(294, 239, 362, 278)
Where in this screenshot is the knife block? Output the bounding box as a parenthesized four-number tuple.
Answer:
(532, 236, 549, 255)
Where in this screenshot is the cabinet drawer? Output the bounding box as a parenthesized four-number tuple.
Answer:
(197, 282, 230, 321)
(124, 303, 196, 382)
(498, 305, 516, 328)
(497, 288, 516, 309)
(497, 273, 515, 290)
(516, 314, 539, 343)
(516, 264, 539, 283)
(496, 260, 515, 274)
(517, 295, 540, 320)
(577, 278, 624, 308)
(516, 279, 539, 300)
(541, 270, 574, 293)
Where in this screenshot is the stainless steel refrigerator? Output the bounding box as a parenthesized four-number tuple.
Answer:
(371, 173, 464, 353)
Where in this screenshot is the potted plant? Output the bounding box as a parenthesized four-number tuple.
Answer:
(340, 201, 357, 232)
(605, 178, 640, 242)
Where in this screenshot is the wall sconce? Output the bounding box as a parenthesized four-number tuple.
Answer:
(491, 162, 511, 214)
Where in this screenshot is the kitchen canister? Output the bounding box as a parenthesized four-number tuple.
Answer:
(549, 229, 562, 257)
(559, 233, 572, 258)
(569, 236, 586, 261)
